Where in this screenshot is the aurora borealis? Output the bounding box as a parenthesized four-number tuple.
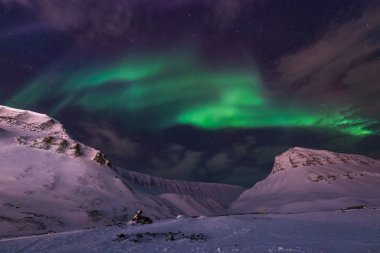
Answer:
(9, 49, 377, 136)
(1, 0, 380, 186)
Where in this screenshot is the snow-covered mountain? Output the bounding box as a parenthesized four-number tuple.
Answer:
(0, 105, 244, 237)
(3, 105, 380, 239)
(230, 147, 380, 213)
(117, 170, 243, 217)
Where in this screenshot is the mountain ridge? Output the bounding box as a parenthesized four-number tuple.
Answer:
(2, 105, 380, 237)
(230, 147, 380, 213)
(0, 105, 244, 237)
(272, 147, 378, 175)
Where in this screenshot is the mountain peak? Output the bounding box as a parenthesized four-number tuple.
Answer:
(231, 147, 380, 213)
(0, 105, 66, 136)
(0, 105, 109, 163)
(272, 147, 378, 174)
(0, 105, 245, 237)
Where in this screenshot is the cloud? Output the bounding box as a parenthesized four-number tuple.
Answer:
(77, 121, 141, 159)
(206, 153, 230, 172)
(1, 0, 133, 43)
(0, 0, 30, 6)
(1, 0, 250, 42)
(208, 0, 242, 29)
(217, 165, 260, 187)
(147, 149, 203, 181)
(274, 3, 380, 120)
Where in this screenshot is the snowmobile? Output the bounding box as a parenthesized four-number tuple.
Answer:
(128, 210, 153, 225)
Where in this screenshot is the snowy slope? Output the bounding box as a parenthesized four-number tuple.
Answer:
(116, 170, 244, 216)
(230, 147, 380, 213)
(0, 105, 147, 237)
(0, 209, 379, 253)
(0, 105, 243, 237)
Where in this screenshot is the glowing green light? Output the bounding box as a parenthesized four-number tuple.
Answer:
(318, 113, 376, 136)
(6, 48, 378, 136)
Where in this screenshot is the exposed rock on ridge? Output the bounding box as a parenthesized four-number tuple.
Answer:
(272, 147, 377, 174)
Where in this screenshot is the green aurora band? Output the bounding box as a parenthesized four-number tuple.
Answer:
(8, 50, 378, 136)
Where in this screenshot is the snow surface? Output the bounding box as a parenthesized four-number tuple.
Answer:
(0, 105, 243, 238)
(231, 147, 380, 213)
(0, 209, 379, 253)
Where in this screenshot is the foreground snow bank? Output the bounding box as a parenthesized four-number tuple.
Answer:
(1, 209, 379, 253)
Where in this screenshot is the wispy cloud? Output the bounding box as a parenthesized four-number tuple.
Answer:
(1, 0, 133, 43)
(1, 0, 251, 43)
(274, 3, 380, 122)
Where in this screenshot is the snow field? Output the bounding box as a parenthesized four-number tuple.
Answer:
(0, 210, 379, 253)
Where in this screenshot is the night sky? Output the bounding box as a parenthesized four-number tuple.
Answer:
(1, 0, 379, 187)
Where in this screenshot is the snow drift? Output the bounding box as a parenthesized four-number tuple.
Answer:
(2, 210, 380, 253)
